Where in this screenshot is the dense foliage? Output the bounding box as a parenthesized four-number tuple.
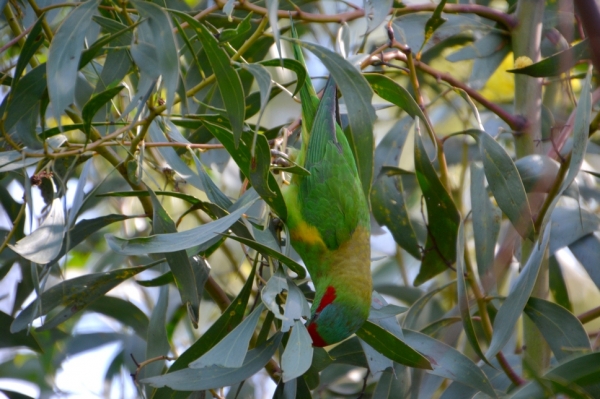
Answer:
(1, 0, 600, 397)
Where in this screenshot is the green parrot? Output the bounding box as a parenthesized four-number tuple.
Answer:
(281, 46, 372, 347)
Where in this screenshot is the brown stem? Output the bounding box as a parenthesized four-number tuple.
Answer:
(578, 305, 600, 324)
(212, 0, 515, 30)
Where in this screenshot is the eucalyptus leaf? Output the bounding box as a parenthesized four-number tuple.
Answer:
(282, 320, 313, 382)
(105, 200, 254, 255)
(11, 263, 156, 333)
(189, 304, 264, 369)
(9, 198, 65, 265)
(143, 333, 283, 391)
(47, 0, 99, 123)
(486, 226, 551, 359)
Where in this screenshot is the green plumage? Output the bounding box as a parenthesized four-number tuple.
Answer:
(280, 41, 372, 347)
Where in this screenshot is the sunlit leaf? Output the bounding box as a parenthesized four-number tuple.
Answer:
(105, 200, 254, 255)
(143, 333, 283, 390)
(9, 198, 65, 265)
(282, 320, 313, 382)
(190, 304, 264, 369)
(508, 39, 590, 77)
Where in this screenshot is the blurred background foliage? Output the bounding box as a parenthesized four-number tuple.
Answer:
(1, 0, 600, 397)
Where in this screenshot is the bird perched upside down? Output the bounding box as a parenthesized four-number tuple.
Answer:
(281, 51, 372, 347)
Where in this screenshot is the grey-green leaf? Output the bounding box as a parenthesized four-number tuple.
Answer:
(133, 0, 179, 111)
(9, 198, 65, 264)
(524, 297, 591, 361)
(282, 320, 313, 382)
(47, 0, 99, 123)
(470, 163, 501, 276)
(486, 226, 551, 359)
(11, 263, 155, 333)
(189, 304, 264, 369)
(142, 333, 283, 390)
(471, 129, 534, 239)
(456, 220, 490, 365)
(105, 199, 254, 255)
(402, 329, 498, 398)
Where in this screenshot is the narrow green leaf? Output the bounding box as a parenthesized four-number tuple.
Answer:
(470, 163, 501, 276)
(359, 338, 392, 377)
(467, 129, 534, 239)
(217, 12, 253, 43)
(151, 261, 256, 399)
(189, 304, 264, 369)
(328, 336, 368, 368)
(143, 333, 283, 391)
(508, 39, 590, 77)
(2, 64, 46, 145)
(356, 321, 432, 369)
(47, 0, 99, 123)
(79, 19, 141, 69)
(413, 133, 459, 285)
(12, 15, 45, 89)
(507, 352, 600, 399)
(364, 73, 436, 145)
(265, 0, 281, 60)
(143, 284, 170, 380)
(403, 281, 453, 329)
(283, 37, 376, 198)
(9, 198, 65, 265)
(67, 158, 93, 227)
(0, 311, 42, 352)
(371, 167, 420, 259)
(373, 364, 409, 398)
(11, 263, 156, 333)
(181, 15, 245, 146)
(365, 0, 393, 34)
(422, 0, 448, 51)
(224, 234, 306, 278)
(456, 220, 490, 365)
(149, 189, 200, 328)
(133, 0, 179, 111)
(86, 296, 149, 337)
(524, 297, 591, 361)
(402, 329, 498, 398)
(238, 63, 271, 138)
(549, 206, 600, 253)
(201, 118, 287, 219)
(105, 200, 254, 255)
(549, 256, 572, 311)
(282, 320, 313, 382)
(486, 226, 551, 358)
(258, 58, 306, 95)
(189, 149, 233, 210)
(81, 86, 123, 135)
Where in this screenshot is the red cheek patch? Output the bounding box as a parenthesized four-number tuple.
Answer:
(307, 322, 328, 347)
(316, 285, 336, 313)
